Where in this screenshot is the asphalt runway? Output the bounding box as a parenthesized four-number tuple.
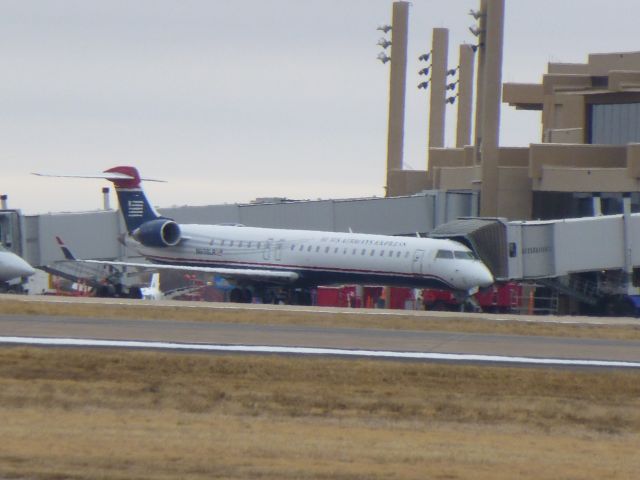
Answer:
(1, 311, 639, 368)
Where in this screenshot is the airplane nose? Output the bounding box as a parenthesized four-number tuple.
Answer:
(476, 264, 494, 288)
(7, 257, 36, 279)
(20, 262, 36, 277)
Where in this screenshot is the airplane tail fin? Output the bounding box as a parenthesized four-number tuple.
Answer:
(33, 166, 167, 234)
(103, 166, 164, 233)
(56, 236, 76, 260)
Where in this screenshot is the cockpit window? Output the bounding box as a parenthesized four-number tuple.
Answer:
(435, 250, 454, 259)
(454, 250, 477, 260)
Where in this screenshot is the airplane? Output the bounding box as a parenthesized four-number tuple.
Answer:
(43, 236, 163, 300)
(34, 166, 494, 304)
(0, 243, 36, 292)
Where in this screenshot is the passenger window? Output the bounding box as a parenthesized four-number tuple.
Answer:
(388, 251, 393, 257)
(380, 250, 385, 256)
(299, 245, 304, 251)
(247, 242, 252, 248)
(307, 246, 312, 252)
(316, 246, 320, 253)
(361, 249, 366, 255)
(290, 244, 295, 251)
(396, 251, 401, 258)
(370, 250, 375, 256)
(256, 242, 261, 250)
(404, 252, 410, 258)
(221, 240, 226, 246)
(334, 247, 339, 253)
(436, 250, 454, 259)
(325, 246, 330, 253)
(230, 241, 234, 247)
(238, 241, 243, 248)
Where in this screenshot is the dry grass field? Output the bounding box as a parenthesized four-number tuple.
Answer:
(1, 347, 639, 480)
(1, 296, 639, 479)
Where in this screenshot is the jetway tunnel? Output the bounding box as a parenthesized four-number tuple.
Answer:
(429, 213, 640, 315)
(0, 210, 25, 256)
(429, 218, 509, 280)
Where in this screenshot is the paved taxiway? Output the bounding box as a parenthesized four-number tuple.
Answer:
(1, 309, 639, 368)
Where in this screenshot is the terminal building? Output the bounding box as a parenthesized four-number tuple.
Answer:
(3, 0, 640, 315)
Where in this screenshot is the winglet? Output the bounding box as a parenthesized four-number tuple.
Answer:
(104, 166, 143, 189)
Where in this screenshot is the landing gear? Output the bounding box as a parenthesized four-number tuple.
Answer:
(228, 286, 313, 305)
(0, 282, 27, 294)
(290, 289, 312, 306)
(229, 288, 253, 303)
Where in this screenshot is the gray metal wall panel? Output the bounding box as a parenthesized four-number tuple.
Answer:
(334, 196, 434, 235)
(238, 201, 335, 230)
(631, 215, 640, 267)
(520, 223, 555, 278)
(162, 194, 450, 235)
(554, 216, 624, 275)
(591, 103, 640, 145)
(444, 193, 474, 223)
(506, 223, 524, 280)
(23, 216, 41, 266)
(34, 211, 122, 265)
(159, 205, 241, 224)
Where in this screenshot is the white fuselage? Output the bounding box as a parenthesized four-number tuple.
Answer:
(133, 224, 493, 291)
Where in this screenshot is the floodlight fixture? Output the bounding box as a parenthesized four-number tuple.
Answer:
(418, 52, 431, 62)
(446, 82, 458, 91)
(377, 24, 392, 33)
(417, 81, 429, 90)
(418, 66, 430, 76)
(377, 52, 391, 64)
(377, 37, 392, 49)
(469, 9, 485, 20)
(447, 67, 459, 76)
(446, 96, 457, 104)
(469, 25, 483, 37)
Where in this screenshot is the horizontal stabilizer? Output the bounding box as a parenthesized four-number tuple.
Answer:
(32, 172, 166, 182)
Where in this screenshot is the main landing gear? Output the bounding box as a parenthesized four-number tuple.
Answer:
(228, 287, 313, 305)
(229, 288, 253, 303)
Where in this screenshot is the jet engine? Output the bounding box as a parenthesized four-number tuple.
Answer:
(132, 219, 181, 247)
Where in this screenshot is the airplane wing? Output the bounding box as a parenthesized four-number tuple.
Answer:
(82, 260, 300, 284)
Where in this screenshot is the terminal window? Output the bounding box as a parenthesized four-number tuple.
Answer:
(589, 102, 640, 144)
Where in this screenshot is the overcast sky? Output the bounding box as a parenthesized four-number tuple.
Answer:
(3, 0, 640, 214)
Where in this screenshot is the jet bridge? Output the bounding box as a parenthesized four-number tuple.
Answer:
(0, 210, 26, 256)
(430, 206, 640, 314)
(428, 218, 509, 279)
(431, 214, 640, 281)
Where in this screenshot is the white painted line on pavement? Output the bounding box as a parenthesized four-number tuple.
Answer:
(1, 336, 639, 368)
